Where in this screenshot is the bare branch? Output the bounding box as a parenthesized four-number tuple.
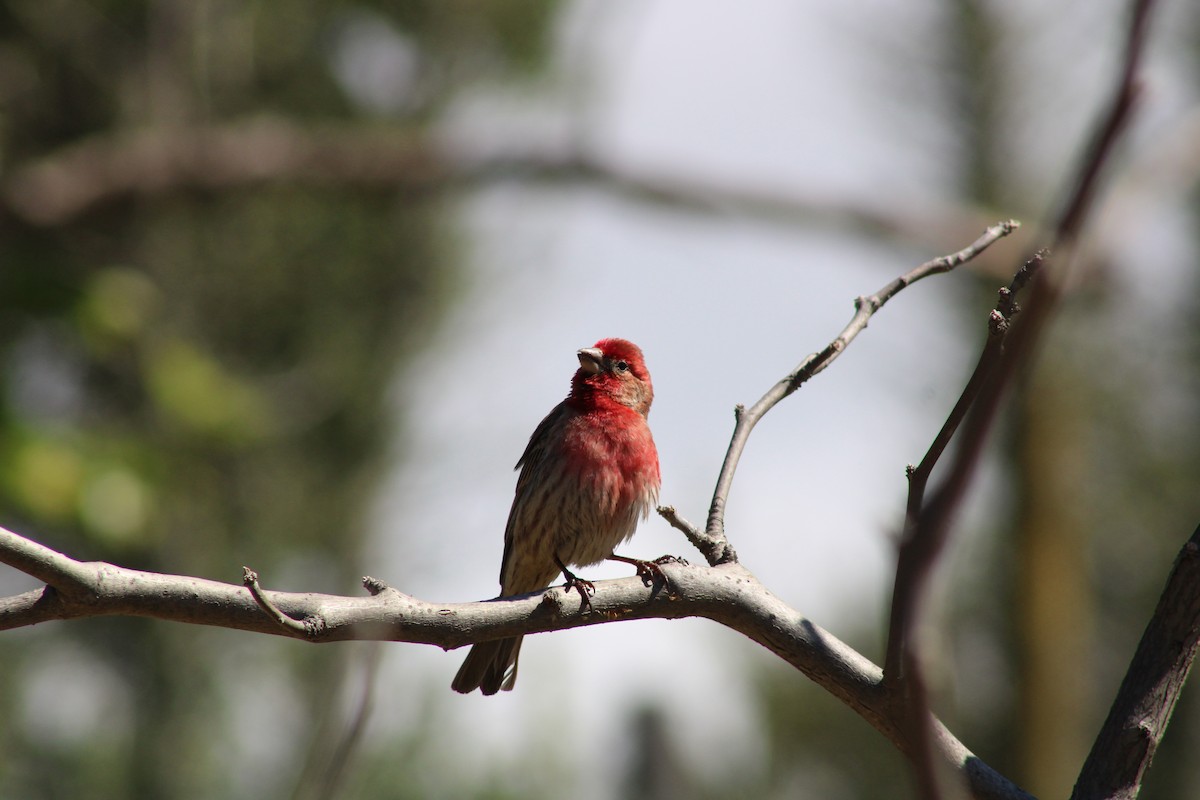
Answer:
(884, 250, 1047, 681)
(881, 1, 1158, 796)
(0, 524, 98, 592)
(1071, 524, 1200, 800)
(0, 116, 1005, 259)
(243, 566, 319, 637)
(0, 120, 437, 226)
(699, 220, 1021, 563)
(884, 252, 1047, 799)
(1052, 0, 1153, 247)
(0, 5, 1166, 797)
(0, 523, 1030, 799)
(654, 505, 722, 561)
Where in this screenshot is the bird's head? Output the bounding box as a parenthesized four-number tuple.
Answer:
(571, 338, 654, 417)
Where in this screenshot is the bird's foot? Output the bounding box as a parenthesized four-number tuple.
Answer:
(608, 554, 687, 586)
(563, 575, 596, 611)
(556, 556, 596, 612)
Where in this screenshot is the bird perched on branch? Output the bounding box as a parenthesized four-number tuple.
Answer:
(452, 338, 663, 695)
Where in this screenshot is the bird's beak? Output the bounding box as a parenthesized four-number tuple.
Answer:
(577, 347, 604, 374)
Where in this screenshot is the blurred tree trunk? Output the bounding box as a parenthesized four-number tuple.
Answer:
(1012, 349, 1094, 798)
(620, 705, 695, 800)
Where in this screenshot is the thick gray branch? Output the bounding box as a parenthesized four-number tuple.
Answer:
(0, 525, 1030, 800)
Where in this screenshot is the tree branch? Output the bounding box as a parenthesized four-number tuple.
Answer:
(884, 251, 1047, 798)
(880, 0, 1158, 796)
(0, 115, 1008, 260)
(0, 523, 1030, 799)
(885, 250, 1045, 680)
(243, 566, 319, 637)
(1071, 523, 1200, 800)
(0, 120, 437, 226)
(680, 219, 1020, 566)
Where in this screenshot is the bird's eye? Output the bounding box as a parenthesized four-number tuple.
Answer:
(615, 360, 629, 373)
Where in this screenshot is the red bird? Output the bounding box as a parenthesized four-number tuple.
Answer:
(452, 338, 662, 695)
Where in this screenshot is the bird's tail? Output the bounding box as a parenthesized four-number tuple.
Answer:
(451, 636, 523, 695)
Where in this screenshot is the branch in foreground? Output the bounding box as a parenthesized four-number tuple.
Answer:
(881, 0, 1158, 796)
(884, 251, 1046, 799)
(885, 250, 1046, 679)
(0, 525, 1031, 800)
(689, 220, 1020, 565)
(1071, 523, 1200, 800)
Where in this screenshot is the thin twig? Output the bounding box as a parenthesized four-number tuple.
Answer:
(655, 505, 716, 557)
(1052, 0, 1152, 246)
(243, 567, 316, 637)
(694, 220, 1021, 566)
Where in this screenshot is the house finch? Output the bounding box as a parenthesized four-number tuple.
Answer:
(451, 337, 662, 695)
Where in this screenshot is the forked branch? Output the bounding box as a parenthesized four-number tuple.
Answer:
(658, 219, 1022, 566)
(880, 0, 1158, 796)
(0, 523, 1031, 800)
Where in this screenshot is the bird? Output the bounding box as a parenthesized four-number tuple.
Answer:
(451, 337, 663, 695)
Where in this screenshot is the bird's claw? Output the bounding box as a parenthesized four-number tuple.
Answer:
(555, 555, 596, 612)
(634, 560, 664, 583)
(562, 574, 596, 612)
(609, 553, 686, 587)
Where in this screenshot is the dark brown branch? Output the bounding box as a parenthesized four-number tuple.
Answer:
(884, 252, 1047, 798)
(1071, 524, 1200, 800)
(694, 220, 1020, 565)
(1052, 0, 1152, 247)
(881, 0, 1157, 796)
(885, 251, 1046, 681)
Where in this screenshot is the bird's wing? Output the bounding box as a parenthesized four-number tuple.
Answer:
(498, 402, 568, 588)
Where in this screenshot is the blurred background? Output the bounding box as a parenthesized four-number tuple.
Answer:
(1, 1, 1199, 798)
